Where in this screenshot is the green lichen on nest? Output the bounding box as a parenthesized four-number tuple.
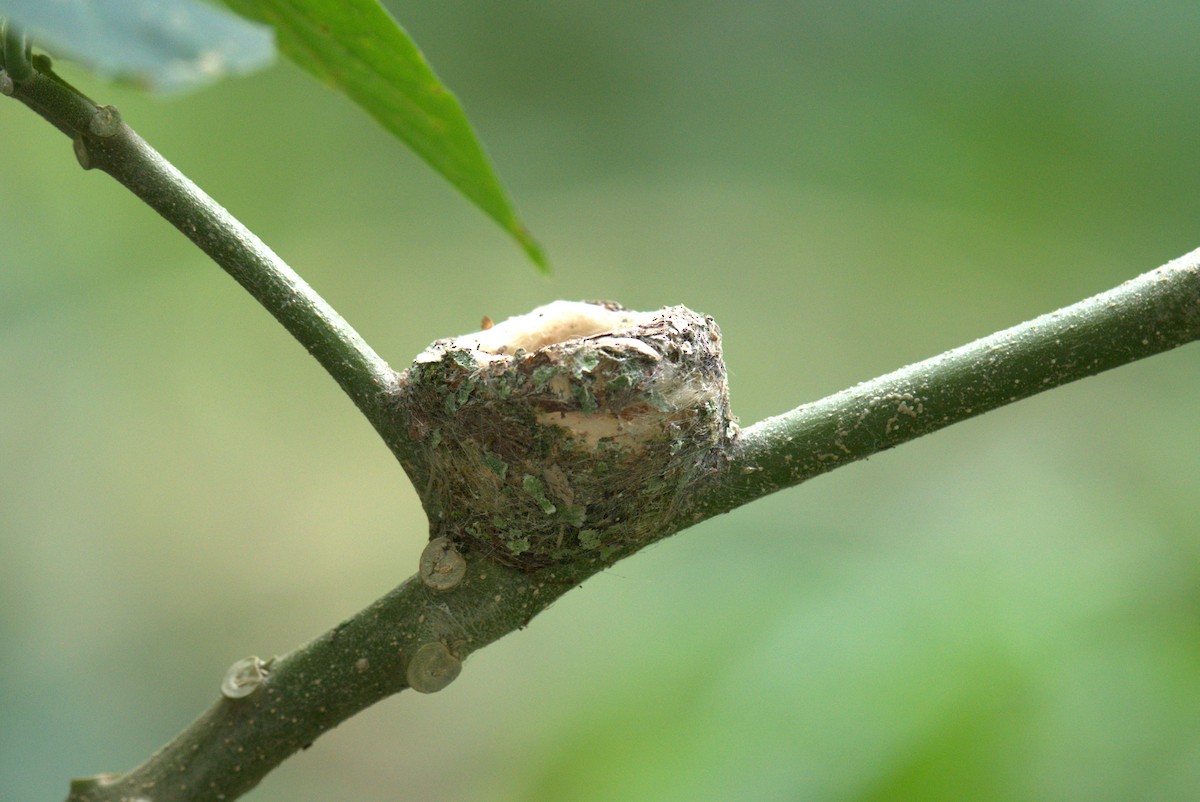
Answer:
(395, 302, 735, 571)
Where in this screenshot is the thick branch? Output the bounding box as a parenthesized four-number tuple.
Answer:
(3, 62, 402, 448)
(66, 556, 584, 802)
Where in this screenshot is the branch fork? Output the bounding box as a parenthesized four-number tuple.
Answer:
(3, 31, 1199, 802)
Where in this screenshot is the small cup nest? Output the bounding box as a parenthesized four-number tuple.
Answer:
(396, 301, 734, 570)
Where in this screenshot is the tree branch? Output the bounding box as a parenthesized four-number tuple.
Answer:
(700, 249, 1200, 518)
(6, 38, 1199, 802)
(64, 249, 1200, 802)
(3, 60, 403, 449)
(67, 557, 585, 802)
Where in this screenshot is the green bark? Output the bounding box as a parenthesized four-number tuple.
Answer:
(67, 563, 581, 802)
(5, 61, 402, 452)
(706, 253, 1200, 517)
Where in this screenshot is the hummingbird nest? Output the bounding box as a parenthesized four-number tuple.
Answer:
(396, 301, 734, 571)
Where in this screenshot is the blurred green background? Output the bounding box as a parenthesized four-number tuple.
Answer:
(3, 2, 1200, 800)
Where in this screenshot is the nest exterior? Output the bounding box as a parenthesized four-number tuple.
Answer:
(396, 302, 734, 570)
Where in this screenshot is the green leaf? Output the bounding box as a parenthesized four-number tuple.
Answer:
(219, 0, 547, 272)
(0, 0, 274, 92)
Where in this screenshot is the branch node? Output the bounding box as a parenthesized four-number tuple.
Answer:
(72, 135, 93, 170)
(221, 655, 274, 699)
(406, 642, 462, 693)
(88, 104, 123, 137)
(66, 773, 126, 801)
(419, 536, 467, 590)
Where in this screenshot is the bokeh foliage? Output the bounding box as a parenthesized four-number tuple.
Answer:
(0, 0, 544, 267)
(2, 2, 1199, 800)
(0, 0, 273, 90)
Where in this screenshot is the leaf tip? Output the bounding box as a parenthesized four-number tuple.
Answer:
(516, 226, 550, 275)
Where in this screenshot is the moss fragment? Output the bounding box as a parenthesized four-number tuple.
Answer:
(482, 452, 508, 479)
(522, 475, 557, 515)
(578, 529, 602, 550)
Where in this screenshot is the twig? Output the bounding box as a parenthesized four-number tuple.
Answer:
(3, 59, 403, 451)
(703, 250, 1200, 517)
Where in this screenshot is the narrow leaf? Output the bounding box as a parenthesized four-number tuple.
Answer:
(219, 0, 547, 272)
(0, 0, 274, 92)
